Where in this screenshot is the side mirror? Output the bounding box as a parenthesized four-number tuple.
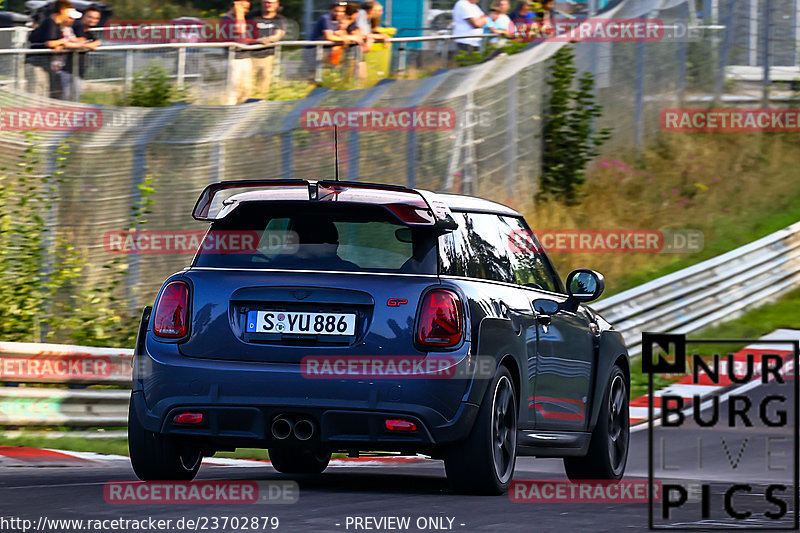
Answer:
(563, 269, 605, 311)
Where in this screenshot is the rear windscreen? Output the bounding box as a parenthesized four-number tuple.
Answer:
(192, 202, 439, 274)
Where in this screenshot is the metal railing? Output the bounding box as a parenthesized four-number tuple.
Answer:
(1, 220, 798, 428)
(0, 32, 499, 102)
(593, 221, 800, 356)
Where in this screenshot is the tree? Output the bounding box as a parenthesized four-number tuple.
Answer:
(539, 46, 611, 206)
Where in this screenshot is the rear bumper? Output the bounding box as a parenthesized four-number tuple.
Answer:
(133, 339, 482, 451)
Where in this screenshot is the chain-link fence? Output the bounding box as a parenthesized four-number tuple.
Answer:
(0, 0, 798, 309)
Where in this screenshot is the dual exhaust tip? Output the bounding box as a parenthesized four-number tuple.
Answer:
(271, 416, 315, 441)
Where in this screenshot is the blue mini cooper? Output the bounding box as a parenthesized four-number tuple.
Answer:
(128, 180, 630, 494)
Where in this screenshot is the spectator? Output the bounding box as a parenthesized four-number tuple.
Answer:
(220, 0, 251, 38)
(220, 0, 253, 103)
(485, 0, 513, 43)
(340, 2, 368, 81)
(308, 2, 357, 70)
(62, 6, 102, 102)
(509, 0, 535, 39)
(452, 0, 486, 53)
(356, 1, 390, 49)
(534, 0, 555, 32)
(246, 0, 287, 97)
(340, 2, 365, 44)
(310, 2, 353, 44)
(27, 0, 86, 99)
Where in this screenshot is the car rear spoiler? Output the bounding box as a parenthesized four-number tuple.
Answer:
(192, 179, 459, 230)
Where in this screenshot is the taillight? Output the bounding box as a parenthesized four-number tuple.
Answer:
(173, 412, 203, 425)
(415, 289, 463, 348)
(153, 281, 190, 338)
(385, 418, 417, 432)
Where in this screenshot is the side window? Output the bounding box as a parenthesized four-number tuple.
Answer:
(499, 216, 563, 293)
(439, 213, 467, 277)
(439, 212, 514, 284)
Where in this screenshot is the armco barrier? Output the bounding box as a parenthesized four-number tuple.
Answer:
(0, 221, 799, 427)
(0, 342, 132, 385)
(593, 220, 800, 356)
(0, 387, 129, 426)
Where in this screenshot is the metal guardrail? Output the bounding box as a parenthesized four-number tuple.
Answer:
(592, 221, 800, 356)
(1, 221, 799, 428)
(0, 387, 129, 426)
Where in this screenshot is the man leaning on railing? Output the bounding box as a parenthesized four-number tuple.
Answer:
(61, 6, 102, 102)
(26, 0, 86, 99)
(452, 0, 487, 53)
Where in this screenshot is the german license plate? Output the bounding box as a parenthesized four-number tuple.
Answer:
(246, 311, 356, 336)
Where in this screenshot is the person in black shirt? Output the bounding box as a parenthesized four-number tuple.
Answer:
(27, 0, 85, 98)
(221, 0, 286, 103)
(246, 0, 287, 97)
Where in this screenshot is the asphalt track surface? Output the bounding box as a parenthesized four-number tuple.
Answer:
(0, 380, 796, 533)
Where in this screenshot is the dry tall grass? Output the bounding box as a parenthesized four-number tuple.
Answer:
(522, 133, 800, 295)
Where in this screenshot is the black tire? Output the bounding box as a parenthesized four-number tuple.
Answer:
(128, 398, 202, 481)
(268, 448, 332, 474)
(564, 365, 629, 481)
(444, 366, 517, 495)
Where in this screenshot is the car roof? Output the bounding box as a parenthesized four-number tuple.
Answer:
(223, 186, 521, 218)
(435, 192, 522, 217)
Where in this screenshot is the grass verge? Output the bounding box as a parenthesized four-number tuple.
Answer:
(523, 133, 800, 297)
(0, 435, 356, 461)
(0, 434, 129, 456)
(629, 287, 800, 399)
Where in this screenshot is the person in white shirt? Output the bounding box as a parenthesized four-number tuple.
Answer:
(452, 0, 486, 52)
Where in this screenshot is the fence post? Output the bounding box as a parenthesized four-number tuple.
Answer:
(124, 49, 134, 97)
(71, 52, 80, 102)
(315, 44, 324, 84)
(226, 46, 235, 101)
(40, 139, 67, 340)
(273, 43, 282, 81)
(348, 79, 395, 180)
(748, 0, 758, 66)
(677, 3, 689, 104)
(761, 0, 772, 107)
(177, 46, 186, 90)
(633, 39, 645, 148)
(442, 38, 452, 68)
(505, 75, 518, 199)
(398, 43, 407, 74)
(714, 0, 736, 104)
(16, 51, 26, 92)
(125, 104, 186, 307)
(403, 69, 452, 189)
(280, 88, 331, 179)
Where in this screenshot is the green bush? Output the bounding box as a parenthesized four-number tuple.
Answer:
(0, 137, 154, 347)
(125, 65, 188, 108)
